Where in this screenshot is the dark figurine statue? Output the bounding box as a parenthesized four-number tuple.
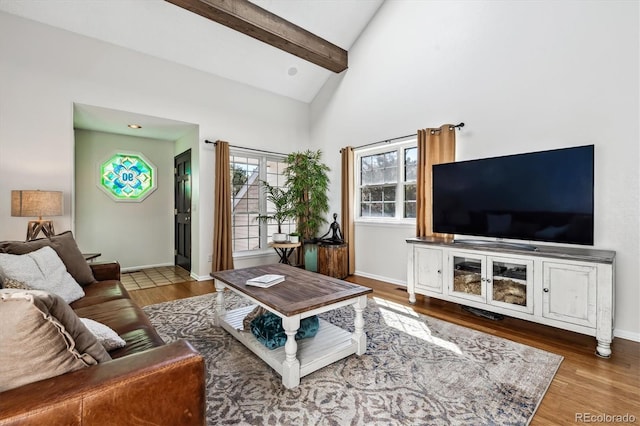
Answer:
(319, 213, 344, 244)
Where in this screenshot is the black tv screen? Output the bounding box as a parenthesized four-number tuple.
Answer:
(432, 145, 594, 245)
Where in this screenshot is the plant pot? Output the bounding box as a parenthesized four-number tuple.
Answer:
(273, 233, 288, 242)
(289, 235, 299, 243)
(303, 242, 318, 272)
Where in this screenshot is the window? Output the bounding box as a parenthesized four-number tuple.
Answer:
(230, 151, 293, 253)
(356, 141, 417, 220)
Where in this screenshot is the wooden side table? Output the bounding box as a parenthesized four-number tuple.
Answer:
(318, 243, 348, 279)
(269, 242, 301, 265)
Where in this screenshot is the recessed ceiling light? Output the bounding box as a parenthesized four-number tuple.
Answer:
(287, 67, 298, 76)
(128, 124, 142, 129)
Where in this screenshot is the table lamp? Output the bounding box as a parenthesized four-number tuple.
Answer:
(11, 190, 63, 241)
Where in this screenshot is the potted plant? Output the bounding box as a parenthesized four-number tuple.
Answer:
(288, 231, 300, 244)
(255, 181, 294, 243)
(283, 149, 330, 270)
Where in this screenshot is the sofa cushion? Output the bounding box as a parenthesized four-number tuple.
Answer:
(0, 246, 85, 303)
(80, 318, 127, 351)
(108, 327, 166, 359)
(70, 280, 131, 309)
(73, 298, 164, 345)
(0, 289, 111, 392)
(0, 231, 95, 285)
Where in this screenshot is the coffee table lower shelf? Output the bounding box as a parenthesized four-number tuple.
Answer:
(219, 305, 358, 382)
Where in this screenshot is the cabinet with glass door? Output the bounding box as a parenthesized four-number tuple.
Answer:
(448, 252, 533, 314)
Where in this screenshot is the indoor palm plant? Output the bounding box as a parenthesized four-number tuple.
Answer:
(283, 150, 330, 269)
(283, 149, 330, 241)
(255, 181, 294, 242)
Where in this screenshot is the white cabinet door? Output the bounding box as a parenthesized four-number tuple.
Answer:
(543, 262, 597, 328)
(487, 256, 534, 314)
(447, 252, 486, 303)
(415, 246, 443, 293)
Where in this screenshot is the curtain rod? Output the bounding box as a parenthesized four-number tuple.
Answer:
(204, 140, 287, 156)
(350, 122, 465, 151)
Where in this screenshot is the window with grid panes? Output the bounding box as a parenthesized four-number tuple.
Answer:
(230, 152, 293, 253)
(357, 141, 417, 220)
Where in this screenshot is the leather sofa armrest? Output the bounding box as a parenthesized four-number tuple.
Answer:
(89, 261, 121, 281)
(0, 340, 206, 426)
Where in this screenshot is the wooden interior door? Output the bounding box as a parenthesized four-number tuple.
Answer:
(174, 150, 191, 271)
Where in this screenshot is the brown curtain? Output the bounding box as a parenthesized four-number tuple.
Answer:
(416, 125, 456, 239)
(212, 140, 234, 272)
(341, 146, 355, 275)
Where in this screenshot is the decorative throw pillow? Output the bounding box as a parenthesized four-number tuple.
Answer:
(250, 313, 320, 350)
(2, 277, 32, 290)
(0, 289, 111, 392)
(0, 231, 95, 285)
(80, 318, 126, 351)
(0, 246, 85, 303)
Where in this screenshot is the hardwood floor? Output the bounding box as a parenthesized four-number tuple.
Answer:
(129, 274, 640, 425)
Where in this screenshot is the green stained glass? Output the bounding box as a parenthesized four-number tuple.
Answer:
(99, 152, 157, 202)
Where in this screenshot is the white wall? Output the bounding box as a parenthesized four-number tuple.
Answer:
(0, 11, 309, 279)
(1, 2, 637, 339)
(310, 0, 639, 339)
(74, 130, 174, 270)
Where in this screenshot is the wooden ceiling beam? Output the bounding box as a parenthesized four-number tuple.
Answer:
(165, 0, 348, 73)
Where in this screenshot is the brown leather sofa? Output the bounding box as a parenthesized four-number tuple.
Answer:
(0, 261, 206, 425)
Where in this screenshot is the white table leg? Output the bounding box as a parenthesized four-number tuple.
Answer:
(596, 339, 612, 358)
(353, 295, 367, 355)
(281, 315, 301, 389)
(214, 280, 226, 326)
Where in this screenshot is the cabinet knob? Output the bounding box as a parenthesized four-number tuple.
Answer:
(437, 270, 441, 274)
(543, 288, 550, 293)
(486, 278, 492, 283)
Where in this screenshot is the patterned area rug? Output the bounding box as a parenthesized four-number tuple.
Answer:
(144, 292, 562, 425)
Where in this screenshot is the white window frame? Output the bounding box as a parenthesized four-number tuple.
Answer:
(355, 139, 417, 224)
(229, 149, 291, 256)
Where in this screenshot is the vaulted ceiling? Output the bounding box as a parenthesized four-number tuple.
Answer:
(0, 0, 384, 103)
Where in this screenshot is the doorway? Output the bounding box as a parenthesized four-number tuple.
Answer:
(175, 149, 192, 271)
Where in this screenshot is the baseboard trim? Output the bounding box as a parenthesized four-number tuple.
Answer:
(191, 273, 211, 281)
(353, 270, 407, 287)
(614, 329, 640, 343)
(121, 262, 174, 273)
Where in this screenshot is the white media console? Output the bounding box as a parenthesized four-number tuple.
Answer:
(406, 237, 616, 357)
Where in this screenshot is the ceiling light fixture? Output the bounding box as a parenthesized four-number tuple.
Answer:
(287, 67, 298, 76)
(128, 124, 142, 129)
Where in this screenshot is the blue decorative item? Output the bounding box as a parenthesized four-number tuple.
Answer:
(250, 312, 320, 349)
(98, 152, 157, 202)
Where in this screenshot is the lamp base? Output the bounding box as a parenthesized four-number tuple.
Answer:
(26, 220, 55, 241)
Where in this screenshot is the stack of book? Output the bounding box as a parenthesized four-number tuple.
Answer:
(245, 274, 285, 288)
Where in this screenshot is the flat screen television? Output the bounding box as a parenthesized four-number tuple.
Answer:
(432, 145, 594, 246)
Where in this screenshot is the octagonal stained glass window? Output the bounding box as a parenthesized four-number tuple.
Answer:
(98, 152, 157, 202)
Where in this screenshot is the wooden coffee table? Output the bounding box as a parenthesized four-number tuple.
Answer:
(210, 264, 373, 389)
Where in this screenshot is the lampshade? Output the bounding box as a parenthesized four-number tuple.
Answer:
(11, 190, 63, 218)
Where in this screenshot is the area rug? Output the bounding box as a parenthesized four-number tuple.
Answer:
(143, 293, 563, 425)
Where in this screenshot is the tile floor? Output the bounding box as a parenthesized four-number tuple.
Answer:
(121, 266, 194, 291)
